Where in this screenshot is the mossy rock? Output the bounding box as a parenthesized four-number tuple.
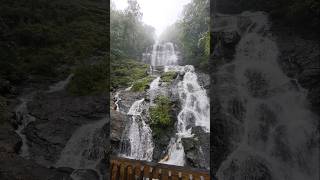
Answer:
(160, 71, 177, 83)
(131, 76, 155, 92)
(149, 95, 174, 138)
(111, 59, 149, 89)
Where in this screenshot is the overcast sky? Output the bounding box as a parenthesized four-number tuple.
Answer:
(112, 0, 191, 37)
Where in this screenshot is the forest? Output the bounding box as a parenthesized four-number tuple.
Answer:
(110, 0, 210, 92)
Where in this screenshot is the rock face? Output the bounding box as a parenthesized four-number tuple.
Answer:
(110, 108, 127, 154)
(0, 125, 22, 153)
(275, 28, 320, 114)
(0, 151, 73, 180)
(23, 90, 108, 167)
(182, 127, 210, 169)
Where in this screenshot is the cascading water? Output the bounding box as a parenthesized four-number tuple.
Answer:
(150, 42, 178, 66)
(118, 41, 210, 168)
(55, 118, 107, 170)
(15, 96, 36, 159)
(214, 12, 319, 180)
(161, 65, 210, 166)
(120, 99, 154, 161)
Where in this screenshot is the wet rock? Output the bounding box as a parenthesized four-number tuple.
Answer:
(96, 158, 109, 180)
(22, 91, 108, 167)
(182, 126, 210, 169)
(110, 108, 126, 154)
(0, 125, 22, 153)
(0, 151, 72, 180)
(275, 28, 320, 115)
(196, 72, 210, 90)
(70, 169, 99, 180)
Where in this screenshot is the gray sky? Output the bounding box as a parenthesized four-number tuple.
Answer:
(112, 0, 191, 37)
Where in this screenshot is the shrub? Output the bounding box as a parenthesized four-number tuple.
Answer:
(149, 96, 173, 138)
(131, 76, 155, 92)
(67, 60, 108, 95)
(160, 71, 177, 83)
(111, 59, 149, 89)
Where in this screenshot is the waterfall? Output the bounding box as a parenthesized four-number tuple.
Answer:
(47, 74, 73, 93)
(215, 12, 319, 180)
(150, 42, 178, 66)
(120, 99, 154, 161)
(15, 96, 36, 159)
(149, 77, 161, 105)
(161, 65, 210, 166)
(55, 118, 107, 170)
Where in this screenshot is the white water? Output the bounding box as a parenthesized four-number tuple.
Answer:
(215, 12, 319, 180)
(47, 74, 73, 93)
(161, 65, 210, 166)
(150, 42, 178, 66)
(121, 99, 154, 161)
(55, 118, 107, 170)
(149, 77, 161, 105)
(119, 42, 210, 167)
(15, 97, 36, 159)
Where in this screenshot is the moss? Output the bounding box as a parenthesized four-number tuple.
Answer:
(67, 60, 108, 96)
(0, 96, 8, 125)
(149, 96, 173, 138)
(131, 76, 155, 92)
(160, 71, 177, 83)
(111, 59, 149, 89)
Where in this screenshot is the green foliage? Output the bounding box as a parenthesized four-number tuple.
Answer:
(132, 76, 155, 92)
(160, 71, 177, 83)
(111, 0, 155, 59)
(111, 59, 149, 89)
(159, 0, 209, 72)
(0, 0, 107, 86)
(67, 60, 108, 96)
(0, 96, 8, 124)
(149, 96, 173, 138)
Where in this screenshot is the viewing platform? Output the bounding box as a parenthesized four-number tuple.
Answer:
(111, 156, 210, 180)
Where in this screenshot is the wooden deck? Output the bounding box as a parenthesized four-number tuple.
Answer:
(111, 156, 210, 180)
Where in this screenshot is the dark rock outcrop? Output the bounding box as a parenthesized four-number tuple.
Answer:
(23, 90, 108, 167)
(0, 151, 72, 180)
(182, 127, 210, 169)
(0, 125, 22, 153)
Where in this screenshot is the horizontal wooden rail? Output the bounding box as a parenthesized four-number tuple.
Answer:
(111, 156, 210, 180)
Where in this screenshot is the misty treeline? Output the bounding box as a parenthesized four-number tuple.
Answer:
(110, 0, 155, 60)
(216, 0, 320, 32)
(159, 0, 210, 72)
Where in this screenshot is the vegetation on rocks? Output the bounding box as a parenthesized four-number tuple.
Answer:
(111, 59, 150, 90)
(132, 76, 155, 92)
(67, 60, 108, 96)
(149, 96, 173, 138)
(160, 71, 177, 83)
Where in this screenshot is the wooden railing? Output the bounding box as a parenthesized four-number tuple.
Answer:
(111, 156, 210, 180)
